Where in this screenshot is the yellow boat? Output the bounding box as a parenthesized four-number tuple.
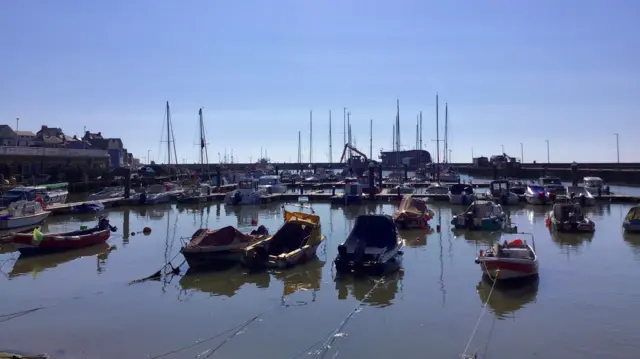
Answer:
(242, 205, 325, 270)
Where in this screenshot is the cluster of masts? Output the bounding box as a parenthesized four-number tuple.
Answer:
(160, 97, 452, 166)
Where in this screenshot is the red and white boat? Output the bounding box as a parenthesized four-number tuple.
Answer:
(12, 217, 117, 256)
(474, 236, 538, 280)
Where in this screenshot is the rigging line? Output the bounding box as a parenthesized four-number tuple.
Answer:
(461, 268, 499, 358)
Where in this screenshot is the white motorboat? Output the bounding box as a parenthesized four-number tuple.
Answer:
(486, 180, 519, 205)
(335, 214, 404, 275)
(524, 185, 551, 205)
(538, 176, 566, 196)
(546, 203, 595, 233)
(224, 179, 264, 205)
(475, 237, 538, 280)
(425, 183, 449, 195)
(0, 200, 50, 230)
(448, 184, 475, 205)
(438, 167, 460, 183)
(566, 187, 596, 207)
(138, 184, 172, 205)
(257, 175, 288, 194)
(88, 186, 125, 201)
(582, 176, 606, 195)
(392, 183, 415, 195)
(13, 183, 69, 205)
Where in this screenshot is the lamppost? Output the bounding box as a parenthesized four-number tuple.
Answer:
(545, 140, 550, 163)
(520, 142, 524, 163)
(614, 133, 620, 163)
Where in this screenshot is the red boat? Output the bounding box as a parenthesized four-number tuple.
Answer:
(12, 217, 117, 256)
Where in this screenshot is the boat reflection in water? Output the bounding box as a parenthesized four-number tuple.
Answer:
(131, 205, 170, 220)
(476, 276, 539, 319)
(623, 232, 640, 256)
(9, 242, 113, 278)
(339, 204, 379, 221)
(335, 270, 404, 308)
(398, 229, 431, 248)
(272, 260, 324, 303)
(179, 268, 270, 298)
(550, 231, 594, 249)
(223, 203, 283, 226)
(458, 230, 502, 244)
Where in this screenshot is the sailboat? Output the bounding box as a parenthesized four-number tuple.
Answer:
(137, 102, 184, 205)
(178, 108, 212, 204)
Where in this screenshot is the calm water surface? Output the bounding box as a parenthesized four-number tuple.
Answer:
(1, 201, 640, 359)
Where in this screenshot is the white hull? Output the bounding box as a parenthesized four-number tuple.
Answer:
(224, 190, 263, 205)
(88, 191, 124, 201)
(258, 185, 287, 194)
(0, 211, 50, 230)
(145, 193, 172, 204)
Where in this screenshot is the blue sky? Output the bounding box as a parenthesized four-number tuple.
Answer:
(2, 0, 639, 164)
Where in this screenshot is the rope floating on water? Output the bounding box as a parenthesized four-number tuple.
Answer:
(460, 268, 500, 359)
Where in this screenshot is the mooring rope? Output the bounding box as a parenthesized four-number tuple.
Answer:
(460, 266, 500, 358)
(286, 275, 392, 359)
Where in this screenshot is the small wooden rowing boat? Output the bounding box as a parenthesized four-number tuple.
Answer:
(11, 217, 117, 256)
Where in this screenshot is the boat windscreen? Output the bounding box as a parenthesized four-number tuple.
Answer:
(528, 185, 544, 192)
(346, 215, 397, 249)
(626, 206, 640, 221)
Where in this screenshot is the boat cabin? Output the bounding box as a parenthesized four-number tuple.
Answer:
(258, 175, 281, 186)
(489, 180, 511, 195)
(449, 183, 474, 195)
(0, 187, 37, 206)
(344, 182, 363, 197)
(552, 203, 584, 222)
(538, 176, 562, 187)
(468, 200, 504, 218)
(238, 179, 259, 191)
(583, 177, 604, 189)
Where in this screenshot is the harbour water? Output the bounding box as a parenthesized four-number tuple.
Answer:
(1, 201, 640, 359)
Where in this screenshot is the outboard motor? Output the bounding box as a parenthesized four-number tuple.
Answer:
(138, 191, 147, 204)
(250, 225, 269, 236)
(465, 213, 474, 228)
(548, 192, 557, 202)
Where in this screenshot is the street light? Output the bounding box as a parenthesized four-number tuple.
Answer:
(545, 140, 550, 163)
(614, 134, 620, 163)
(520, 143, 524, 163)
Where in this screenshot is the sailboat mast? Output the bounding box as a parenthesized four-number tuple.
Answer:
(309, 110, 313, 163)
(199, 108, 204, 166)
(419, 111, 423, 151)
(347, 111, 351, 158)
(343, 107, 347, 149)
(166, 101, 171, 165)
(297, 131, 301, 164)
(415, 114, 419, 150)
(329, 110, 332, 163)
(444, 103, 448, 164)
(436, 94, 440, 179)
(369, 118, 373, 159)
(395, 99, 400, 167)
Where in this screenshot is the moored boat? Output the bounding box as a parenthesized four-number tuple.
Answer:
(392, 194, 434, 229)
(331, 182, 364, 205)
(177, 184, 211, 204)
(546, 203, 595, 233)
(524, 185, 552, 205)
(88, 186, 125, 201)
(335, 214, 404, 275)
(475, 236, 538, 281)
(224, 179, 264, 205)
(623, 205, 640, 233)
(11, 217, 117, 256)
(181, 225, 269, 270)
(0, 200, 50, 230)
(448, 183, 475, 205)
(451, 200, 507, 231)
(241, 206, 325, 270)
(71, 201, 105, 213)
(486, 180, 519, 205)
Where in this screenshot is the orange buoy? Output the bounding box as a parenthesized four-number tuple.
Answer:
(143, 227, 152, 235)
